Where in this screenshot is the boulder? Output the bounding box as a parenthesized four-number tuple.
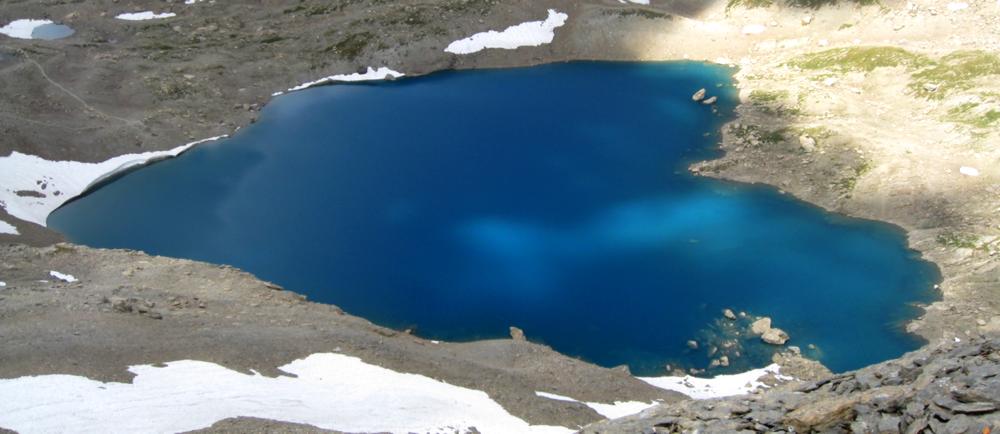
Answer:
(692, 88, 706, 102)
(799, 135, 817, 152)
(751, 317, 772, 335)
(509, 326, 526, 341)
(702, 96, 718, 105)
(687, 340, 699, 349)
(723, 309, 737, 320)
(762, 328, 790, 345)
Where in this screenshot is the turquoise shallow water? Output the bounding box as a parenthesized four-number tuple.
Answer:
(49, 62, 940, 375)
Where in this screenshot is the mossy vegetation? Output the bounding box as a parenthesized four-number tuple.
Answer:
(911, 51, 1000, 99)
(728, 0, 878, 9)
(835, 158, 872, 195)
(936, 231, 980, 249)
(945, 101, 1000, 129)
(327, 32, 373, 61)
(730, 124, 789, 146)
(789, 47, 932, 72)
(607, 9, 673, 20)
(749, 89, 802, 116)
(749, 89, 788, 104)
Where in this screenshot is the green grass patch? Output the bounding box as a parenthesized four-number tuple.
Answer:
(911, 51, 1000, 99)
(835, 158, 872, 194)
(789, 46, 932, 72)
(945, 101, 1000, 129)
(608, 9, 673, 20)
(936, 232, 979, 249)
(749, 89, 788, 104)
(327, 32, 374, 61)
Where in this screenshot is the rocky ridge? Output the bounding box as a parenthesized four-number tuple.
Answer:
(585, 334, 1000, 433)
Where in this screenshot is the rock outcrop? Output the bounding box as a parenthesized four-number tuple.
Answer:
(583, 335, 1000, 433)
(751, 317, 791, 346)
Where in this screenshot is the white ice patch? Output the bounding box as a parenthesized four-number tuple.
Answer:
(960, 166, 980, 177)
(0, 136, 225, 227)
(445, 9, 568, 55)
(281, 67, 405, 95)
(638, 364, 788, 399)
(115, 11, 177, 21)
(534, 391, 657, 420)
(0, 353, 571, 434)
(48, 271, 77, 283)
(0, 19, 52, 39)
(741, 24, 766, 35)
(0, 219, 17, 235)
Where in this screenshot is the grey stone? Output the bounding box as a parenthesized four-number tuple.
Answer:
(877, 414, 901, 434)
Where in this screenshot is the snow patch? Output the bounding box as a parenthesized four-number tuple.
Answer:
(445, 9, 568, 55)
(0, 353, 571, 434)
(638, 364, 789, 399)
(48, 271, 77, 283)
(0, 19, 52, 39)
(280, 67, 404, 94)
(0, 219, 17, 235)
(0, 136, 225, 227)
(115, 11, 177, 21)
(742, 24, 766, 35)
(960, 166, 980, 177)
(534, 391, 657, 420)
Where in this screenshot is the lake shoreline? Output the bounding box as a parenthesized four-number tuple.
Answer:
(1, 0, 998, 431)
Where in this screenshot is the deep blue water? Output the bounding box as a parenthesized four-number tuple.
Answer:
(49, 62, 939, 375)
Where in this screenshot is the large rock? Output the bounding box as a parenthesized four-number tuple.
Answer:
(799, 135, 817, 152)
(751, 317, 772, 335)
(692, 88, 706, 102)
(762, 328, 790, 345)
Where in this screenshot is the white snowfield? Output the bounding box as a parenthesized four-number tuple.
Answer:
(0, 19, 53, 39)
(280, 66, 405, 95)
(115, 11, 177, 21)
(48, 271, 77, 283)
(638, 363, 789, 400)
(445, 9, 568, 55)
(534, 392, 657, 419)
(0, 353, 572, 434)
(0, 136, 225, 228)
(0, 219, 17, 235)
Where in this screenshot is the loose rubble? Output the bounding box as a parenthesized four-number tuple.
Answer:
(584, 335, 1000, 433)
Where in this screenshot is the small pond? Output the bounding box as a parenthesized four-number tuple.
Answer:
(31, 23, 74, 40)
(49, 62, 940, 375)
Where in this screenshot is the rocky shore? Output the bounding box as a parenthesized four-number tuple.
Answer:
(584, 334, 1000, 433)
(2, 0, 1000, 432)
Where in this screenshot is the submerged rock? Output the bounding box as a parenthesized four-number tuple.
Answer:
(692, 88, 707, 102)
(702, 96, 718, 105)
(723, 308, 737, 320)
